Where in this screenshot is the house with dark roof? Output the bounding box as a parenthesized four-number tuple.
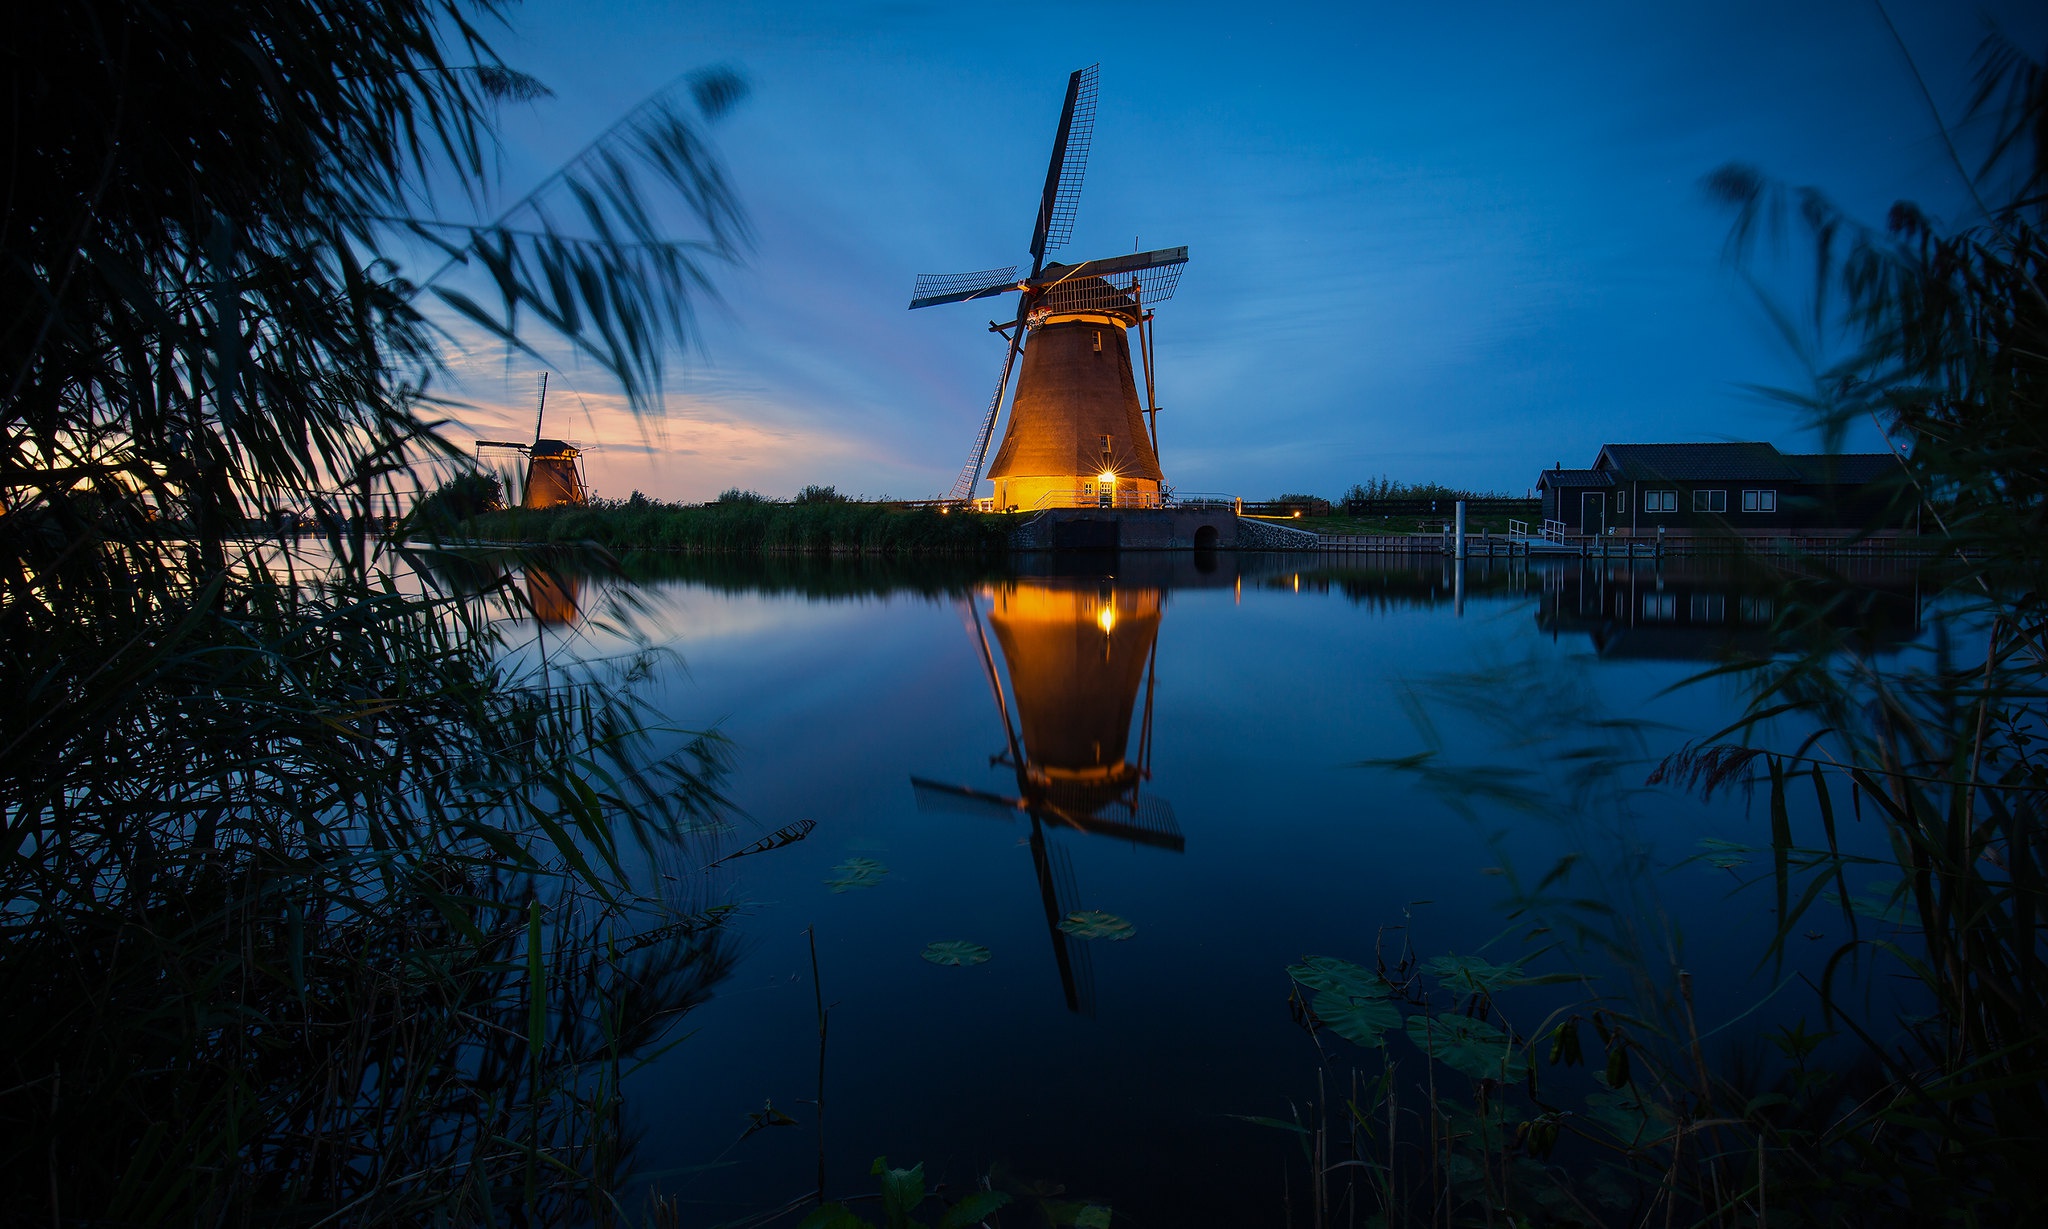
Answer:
(1536, 443, 1913, 538)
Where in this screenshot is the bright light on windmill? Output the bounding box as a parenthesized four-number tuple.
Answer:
(1098, 470, 1116, 484)
(1097, 606, 1118, 635)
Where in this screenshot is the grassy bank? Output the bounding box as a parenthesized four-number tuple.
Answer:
(468, 502, 1024, 555)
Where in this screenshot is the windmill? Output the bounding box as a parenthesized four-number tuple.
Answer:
(910, 578, 1182, 1014)
(476, 373, 590, 509)
(911, 65, 1189, 512)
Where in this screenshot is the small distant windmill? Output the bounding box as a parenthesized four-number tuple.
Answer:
(476, 373, 590, 508)
(910, 584, 1181, 1015)
(911, 65, 1189, 511)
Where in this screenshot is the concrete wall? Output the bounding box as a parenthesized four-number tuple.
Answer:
(1009, 508, 1243, 551)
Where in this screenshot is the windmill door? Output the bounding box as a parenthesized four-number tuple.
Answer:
(1579, 492, 1606, 536)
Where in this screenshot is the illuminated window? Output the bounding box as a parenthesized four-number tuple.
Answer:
(1741, 489, 1777, 512)
(1692, 489, 1727, 513)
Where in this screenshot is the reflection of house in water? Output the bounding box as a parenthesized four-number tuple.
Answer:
(912, 574, 1180, 1015)
(1537, 559, 1922, 659)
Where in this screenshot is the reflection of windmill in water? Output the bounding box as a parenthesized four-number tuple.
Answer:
(911, 579, 1182, 1014)
(476, 373, 590, 509)
(911, 65, 1189, 512)
(525, 567, 581, 626)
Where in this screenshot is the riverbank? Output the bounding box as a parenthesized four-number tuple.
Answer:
(465, 502, 1023, 555)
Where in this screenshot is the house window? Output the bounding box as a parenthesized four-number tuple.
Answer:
(1740, 595, 1775, 624)
(1690, 593, 1726, 622)
(1615, 491, 1628, 513)
(1741, 489, 1777, 512)
(1692, 489, 1727, 513)
(1644, 592, 1676, 620)
(1645, 490, 1677, 512)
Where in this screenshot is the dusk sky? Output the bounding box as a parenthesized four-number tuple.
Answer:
(437, 0, 2042, 503)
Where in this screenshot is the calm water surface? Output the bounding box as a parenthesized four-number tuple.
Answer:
(538, 551, 1921, 1224)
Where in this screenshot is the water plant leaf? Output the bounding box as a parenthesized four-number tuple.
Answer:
(825, 857, 888, 893)
(1313, 991, 1401, 1048)
(798, 1202, 871, 1229)
(1072, 1208, 1113, 1228)
(1405, 1014, 1528, 1080)
(922, 940, 991, 967)
(1423, 954, 1526, 994)
(871, 1157, 926, 1227)
(1058, 910, 1135, 941)
(1287, 955, 1389, 998)
(939, 1191, 1014, 1228)
(1698, 837, 1753, 869)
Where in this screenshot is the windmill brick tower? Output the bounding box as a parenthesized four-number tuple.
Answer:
(910, 66, 1188, 512)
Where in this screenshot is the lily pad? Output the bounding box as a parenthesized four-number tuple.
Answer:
(1698, 837, 1752, 869)
(921, 940, 991, 967)
(1058, 910, 1135, 941)
(1287, 955, 1390, 999)
(1312, 989, 1401, 1047)
(1423, 954, 1527, 994)
(824, 857, 888, 893)
(1405, 1013, 1528, 1081)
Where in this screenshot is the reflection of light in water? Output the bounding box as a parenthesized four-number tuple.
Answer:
(1096, 605, 1117, 635)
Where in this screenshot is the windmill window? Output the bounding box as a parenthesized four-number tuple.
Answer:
(1093, 331, 1102, 352)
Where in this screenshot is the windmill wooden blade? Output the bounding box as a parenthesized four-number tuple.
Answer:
(909, 266, 1021, 310)
(945, 313, 1025, 501)
(1059, 794, 1184, 851)
(909, 776, 1023, 821)
(1029, 64, 1099, 272)
(1031, 820, 1097, 1016)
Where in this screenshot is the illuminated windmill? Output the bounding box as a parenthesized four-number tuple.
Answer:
(476, 373, 590, 509)
(911, 578, 1182, 1015)
(911, 65, 1189, 512)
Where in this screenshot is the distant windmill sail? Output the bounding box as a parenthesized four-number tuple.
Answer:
(909, 64, 1188, 510)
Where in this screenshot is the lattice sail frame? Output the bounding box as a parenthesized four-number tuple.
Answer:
(910, 266, 1019, 307)
(1033, 261, 1186, 320)
(1037, 64, 1098, 257)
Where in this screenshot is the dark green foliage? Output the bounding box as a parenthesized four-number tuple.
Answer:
(1345, 477, 1512, 503)
(2, 0, 752, 1221)
(795, 483, 853, 504)
(414, 469, 505, 524)
(475, 501, 1022, 555)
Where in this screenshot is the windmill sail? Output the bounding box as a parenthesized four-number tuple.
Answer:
(909, 266, 1021, 310)
(946, 320, 1024, 501)
(1030, 64, 1099, 269)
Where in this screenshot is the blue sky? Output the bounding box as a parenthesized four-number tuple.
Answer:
(437, 0, 2041, 502)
